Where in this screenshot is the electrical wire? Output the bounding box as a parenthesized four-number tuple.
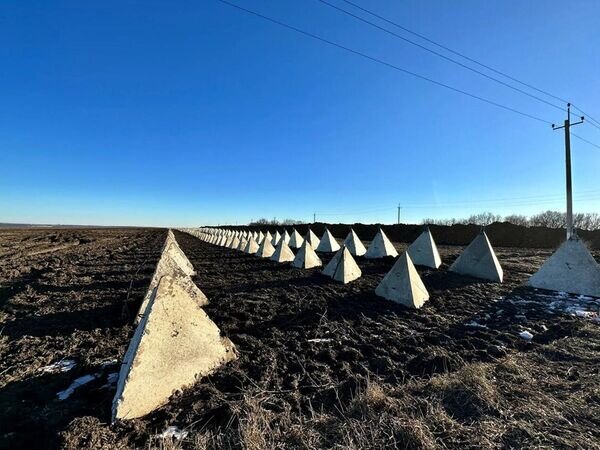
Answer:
(319, 0, 565, 112)
(217, 0, 553, 125)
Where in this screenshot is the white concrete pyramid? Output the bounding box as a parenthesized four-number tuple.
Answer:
(449, 230, 503, 282)
(257, 231, 265, 244)
(289, 228, 304, 249)
(316, 228, 341, 253)
(272, 230, 282, 246)
(322, 246, 362, 284)
(407, 228, 442, 269)
(281, 230, 291, 245)
(136, 259, 207, 325)
(112, 275, 237, 420)
(236, 237, 248, 252)
(230, 236, 240, 249)
(375, 252, 429, 308)
(271, 239, 295, 263)
(365, 228, 398, 258)
(292, 241, 322, 269)
(527, 237, 600, 297)
(163, 241, 195, 277)
(305, 229, 320, 250)
(224, 236, 234, 248)
(343, 229, 367, 256)
(244, 237, 260, 254)
(265, 231, 273, 244)
(256, 236, 276, 258)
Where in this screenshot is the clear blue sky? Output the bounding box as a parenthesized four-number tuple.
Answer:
(1, 0, 600, 226)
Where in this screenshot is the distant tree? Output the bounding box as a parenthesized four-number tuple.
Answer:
(466, 212, 502, 226)
(504, 214, 530, 227)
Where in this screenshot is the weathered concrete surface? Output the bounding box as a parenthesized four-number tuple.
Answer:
(256, 236, 276, 258)
(281, 230, 291, 245)
(236, 237, 248, 252)
(163, 241, 195, 277)
(407, 228, 442, 269)
(271, 239, 295, 263)
(365, 228, 398, 259)
(136, 261, 208, 324)
(292, 241, 322, 269)
(272, 230, 282, 246)
(112, 275, 237, 421)
(230, 236, 240, 250)
(449, 231, 503, 282)
(528, 237, 600, 297)
(289, 229, 304, 249)
(375, 252, 429, 308)
(305, 229, 321, 250)
(322, 246, 361, 284)
(316, 228, 341, 253)
(243, 237, 260, 254)
(343, 229, 367, 256)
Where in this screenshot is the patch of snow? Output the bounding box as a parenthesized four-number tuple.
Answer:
(307, 338, 333, 343)
(519, 331, 534, 341)
(465, 321, 488, 329)
(57, 373, 98, 400)
(100, 359, 118, 368)
(40, 359, 76, 374)
(157, 426, 188, 440)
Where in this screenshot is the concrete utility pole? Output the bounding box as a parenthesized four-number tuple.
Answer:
(397, 204, 401, 224)
(552, 103, 584, 240)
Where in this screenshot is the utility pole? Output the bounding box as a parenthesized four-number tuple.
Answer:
(397, 204, 401, 225)
(313, 213, 316, 224)
(552, 103, 584, 240)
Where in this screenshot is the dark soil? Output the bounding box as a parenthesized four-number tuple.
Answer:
(1, 228, 599, 449)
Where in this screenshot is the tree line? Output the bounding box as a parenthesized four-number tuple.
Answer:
(422, 210, 600, 230)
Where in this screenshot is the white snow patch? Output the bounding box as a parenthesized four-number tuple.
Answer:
(157, 426, 189, 440)
(57, 373, 98, 400)
(519, 331, 534, 341)
(307, 338, 333, 343)
(466, 321, 488, 329)
(40, 359, 76, 374)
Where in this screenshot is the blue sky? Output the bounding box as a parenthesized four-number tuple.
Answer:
(1, 0, 600, 226)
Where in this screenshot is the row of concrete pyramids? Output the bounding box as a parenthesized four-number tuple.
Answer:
(183, 226, 506, 308)
(112, 230, 237, 421)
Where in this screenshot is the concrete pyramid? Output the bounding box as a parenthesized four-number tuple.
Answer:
(343, 229, 367, 256)
(305, 229, 320, 250)
(243, 237, 260, 254)
(449, 230, 503, 282)
(292, 240, 322, 269)
(375, 252, 429, 308)
(527, 237, 600, 297)
(136, 259, 208, 324)
(281, 230, 291, 245)
(224, 236, 234, 248)
(217, 236, 227, 247)
(257, 231, 265, 244)
(365, 228, 398, 259)
(272, 230, 282, 246)
(407, 228, 442, 269)
(271, 239, 295, 263)
(112, 275, 237, 420)
(230, 236, 240, 249)
(265, 231, 273, 244)
(256, 236, 276, 258)
(236, 237, 248, 252)
(163, 241, 195, 277)
(289, 228, 304, 249)
(322, 246, 362, 284)
(316, 228, 341, 253)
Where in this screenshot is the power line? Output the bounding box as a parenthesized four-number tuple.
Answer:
(340, 0, 571, 106)
(319, 0, 564, 112)
(340, 0, 600, 131)
(217, 0, 553, 125)
(572, 132, 600, 150)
